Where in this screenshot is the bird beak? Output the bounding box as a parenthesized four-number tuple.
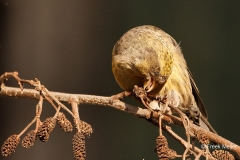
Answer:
(143, 77, 156, 92)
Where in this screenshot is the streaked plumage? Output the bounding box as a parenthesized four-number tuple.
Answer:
(112, 25, 216, 133)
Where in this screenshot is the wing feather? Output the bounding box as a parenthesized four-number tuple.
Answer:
(188, 68, 208, 119)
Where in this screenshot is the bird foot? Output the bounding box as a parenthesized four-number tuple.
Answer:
(178, 105, 200, 125)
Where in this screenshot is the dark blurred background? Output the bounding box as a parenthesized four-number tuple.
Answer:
(0, 1, 240, 160)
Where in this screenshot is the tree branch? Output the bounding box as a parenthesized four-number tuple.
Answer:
(0, 72, 239, 159)
(1, 84, 240, 157)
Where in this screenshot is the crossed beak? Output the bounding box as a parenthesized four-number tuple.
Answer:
(143, 77, 156, 92)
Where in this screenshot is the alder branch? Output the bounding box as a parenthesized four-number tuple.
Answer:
(0, 84, 239, 155)
(0, 72, 239, 159)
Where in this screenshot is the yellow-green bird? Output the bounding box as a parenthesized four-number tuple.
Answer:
(112, 25, 216, 133)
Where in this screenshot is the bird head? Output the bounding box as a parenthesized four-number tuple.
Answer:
(143, 73, 168, 93)
(140, 48, 173, 94)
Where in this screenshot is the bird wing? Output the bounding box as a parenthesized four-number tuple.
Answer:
(187, 68, 208, 119)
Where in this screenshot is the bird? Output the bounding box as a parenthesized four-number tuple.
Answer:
(111, 25, 216, 133)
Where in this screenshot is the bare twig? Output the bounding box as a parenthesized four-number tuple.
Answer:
(70, 96, 81, 132)
(0, 72, 240, 159)
(1, 85, 239, 157)
(158, 113, 163, 136)
(18, 117, 37, 137)
(18, 95, 44, 137)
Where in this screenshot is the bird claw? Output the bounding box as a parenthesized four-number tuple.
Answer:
(178, 105, 200, 125)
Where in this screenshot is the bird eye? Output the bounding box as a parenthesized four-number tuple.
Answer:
(158, 76, 168, 84)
